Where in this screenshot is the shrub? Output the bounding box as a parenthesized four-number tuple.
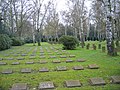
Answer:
(11, 37, 25, 46)
(59, 35, 79, 50)
(0, 34, 12, 51)
(25, 37, 33, 43)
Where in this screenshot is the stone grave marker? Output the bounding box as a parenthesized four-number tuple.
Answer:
(40, 51, 44, 53)
(40, 56, 46, 59)
(47, 53, 53, 55)
(86, 43, 90, 49)
(0, 62, 7, 65)
(89, 77, 106, 86)
(49, 56, 56, 58)
(69, 55, 75, 58)
(38, 81, 55, 89)
(21, 68, 32, 73)
(17, 58, 25, 60)
(60, 55, 67, 58)
(40, 53, 44, 56)
(88, 64, 99, 69)
(92, 44, 96, 50)
(2, 69, 13, 74)
(21, 54, 27, 56)
(10, 52, 14, 54)
(30, 54, 36, 56)
(65, 80, 82, 87)
(4, 54, 9, 56)
(52, 60, 61, 63)
(7, 58, 14, 60)
(102, 46, 106, 52)
(56, 66, 67, 71)
(26, 61, 34, 64)
(13, 54, 19, 56)
(29, 56, 35, 59)
(11, 62, 20, 65)
(73, 66, 84, 70)
(66, 60, 73, 63)
(55, 51, 58, 53)
(98, 44, 101, 49)
(39, 67, 49, 72)
(10, 83, 28, 90)
(40, 60, 47, 64)
(57, 53, 62, 55)
(111, 76, 120, 84)
(0, 58, 3, 60)
(77, 59, 86, 62)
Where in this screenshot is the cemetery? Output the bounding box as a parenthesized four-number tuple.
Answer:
(0, 42, 120, 90)
(0, 0, 120, 90)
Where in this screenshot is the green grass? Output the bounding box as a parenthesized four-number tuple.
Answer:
(0, 41, 120, 90)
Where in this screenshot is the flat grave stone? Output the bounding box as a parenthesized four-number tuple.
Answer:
(21, 68, 32, 73)
(38, 81, 55, 89)
(55, 51, 58, 53)
(60, 55, 67, 58)
(17, 52, 21, 54)
(39, 67, 49, 72)
(11, 62, 20, 65)
(77, 59, 86, 62)
(40, 53, 44, 56)
(4, 54, 9, 56)
(40, 60, 47, 64)
(47, 51, 51, 53)
(30, 54, 36, 56)
(69, 55, 76, 58)
(49, 56, 56, 58)
(2, 69, 13, 74)
(0, 58, 3, 60)
(17, 58, 25, 60)
(47, 53, 53, 55)
(29, 56, 36, 59)
(10, 83, 28, 90)
(56, 66, 67, 71)
(88, 64, 99, 69)
(111, 76, 120, 84)
(40, 51, 44, 53)
(66, 60, 73, 63)
(57, 53, 62, 55)
(73, 66, 84, 70)
(6, 58, 14, 60)
(65, 80, 82, 87)
(26, 61, 34, 64)
(52, 60, 61, 63)
(21, 54, 27, 56)
(0, 62, 7, 65)
(13, 54, 19, 56)
(40, 56, 46, 59)
(89, 77, 106, 86)
(10, 52, 14, 54)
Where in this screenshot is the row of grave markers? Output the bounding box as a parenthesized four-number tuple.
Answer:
(0, 59, 86, 65)
(10, 76, 120, 90)
(0, 55, 75, 60)
(1, 64, 99, 74)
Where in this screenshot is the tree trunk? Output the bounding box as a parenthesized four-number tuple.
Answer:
(106, 0, 116, 56)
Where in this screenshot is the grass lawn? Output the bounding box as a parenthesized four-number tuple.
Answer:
(0, 41, 120, 90)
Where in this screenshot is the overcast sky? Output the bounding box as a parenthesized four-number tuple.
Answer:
(56, 0, 92, 12)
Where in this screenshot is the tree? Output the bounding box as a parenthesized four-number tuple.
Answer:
(97, 0, 118, 56)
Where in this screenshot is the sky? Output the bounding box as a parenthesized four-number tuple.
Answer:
(56, 0, 92, 12)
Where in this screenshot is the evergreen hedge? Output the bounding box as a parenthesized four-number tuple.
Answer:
(59, 35, 79, 50)
(0, 34, 12, 51)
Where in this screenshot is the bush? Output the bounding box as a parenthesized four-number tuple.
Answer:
(0, 34, 12, 51)
(59, 35, 79, 50)
(25, 37, 33, 43)
(11, 37, 25, 46)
